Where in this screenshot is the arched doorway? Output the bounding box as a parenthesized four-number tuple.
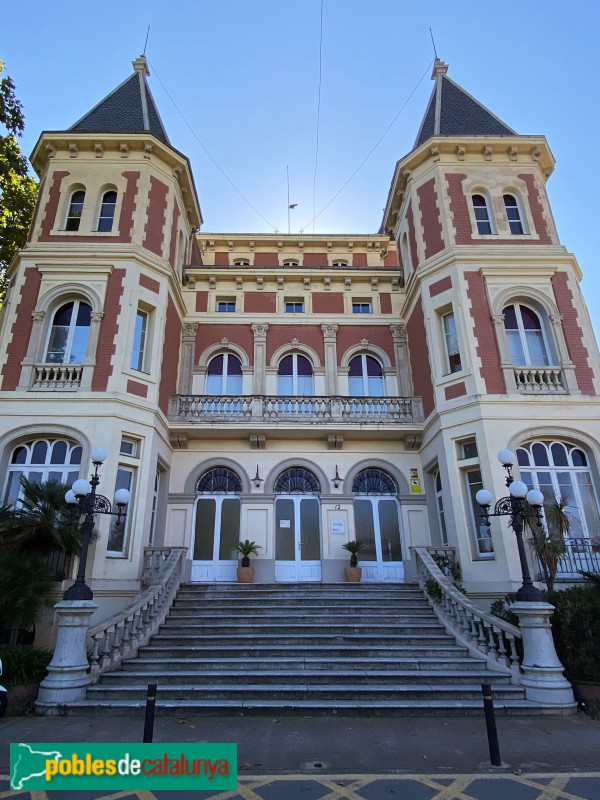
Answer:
(352, 468, 404, 582)
(274, 467, 322, 582)
(191, 467, 242, 581)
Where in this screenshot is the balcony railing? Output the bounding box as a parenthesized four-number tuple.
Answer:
(513, 366, 566, 392)
(169, 394, 423, 424)
(31, 364, 83, 390)
(538, 537, 600, 581)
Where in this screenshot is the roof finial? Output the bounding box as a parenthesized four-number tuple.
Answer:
(132, 54, 150, 77)
(431, 58, 448, 79)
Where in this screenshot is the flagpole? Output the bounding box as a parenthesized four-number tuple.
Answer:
(287, 165, 290, 234)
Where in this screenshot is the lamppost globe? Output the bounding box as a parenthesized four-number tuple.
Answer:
(527, 489, 545, 507)
(475, 489, 493, 507)
(509, 480, 528, 498)
(72, 478, 92, 497)
(497, 449, 515, 466)
(114, 488, 131, 506)
(90, 446, 108, 464)
(64, 489, 77, 505)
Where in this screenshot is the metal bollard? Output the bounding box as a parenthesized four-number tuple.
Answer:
(143, 683, 158, 743)
(481, 683, 502, 766)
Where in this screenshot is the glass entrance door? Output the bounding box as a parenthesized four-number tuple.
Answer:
(353, 497, 404, 582)
(275, 496, 322, 582)
(191, 496, 240, 581)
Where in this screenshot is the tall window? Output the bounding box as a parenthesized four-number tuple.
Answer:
(97, 190, 117, 232)
(442, 312, 462, 373)
(503, 194, 525, 235)
(518, 441, 600, 540)
(148, 469, 160, 546)
(206, 353, 243, 395)
(277, 354, 314, 396)
(131, 310, 148, 372)
(465, 468, 494, 557)
(4, 438, 82, 505)
(65, 190, 85, 231)
(107, 466, 135, 555)
(503, 304, 551, 366)
(472, 194, 493, 235)
(45, 301, 92, 364)
(348, 355, 384, 396)
(434, 470, 448, 546)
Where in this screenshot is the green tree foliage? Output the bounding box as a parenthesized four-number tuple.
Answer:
(0, 60, 38, 302)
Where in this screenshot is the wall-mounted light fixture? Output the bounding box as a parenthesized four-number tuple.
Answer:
(252, 465, 264, 488)
(331, 465, 344, 489)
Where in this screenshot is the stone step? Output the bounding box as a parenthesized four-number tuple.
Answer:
(159, 623, 446, 636)
(124, 656, 483, 672)
(168, 605, 432, 616)
(150, 633, 457, 647)
(140, 644, 471, 659)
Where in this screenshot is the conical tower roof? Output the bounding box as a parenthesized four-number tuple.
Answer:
(414, 59, 515, 148)
(69, 55, 169, 144)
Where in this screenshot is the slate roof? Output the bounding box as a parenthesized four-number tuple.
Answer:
(414, 72, 515, 148)
(69, 68, 170, 144)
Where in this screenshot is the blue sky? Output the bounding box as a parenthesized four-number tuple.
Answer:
(3, 1, 600, 331)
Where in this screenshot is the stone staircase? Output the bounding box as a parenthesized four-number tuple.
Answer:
(74, 583, 545, 716)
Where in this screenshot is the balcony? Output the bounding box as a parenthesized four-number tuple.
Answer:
(513, 366, 566, 393)
(538, 538, 600, 582)
(168, 394, 424, 426)
(31, 364, 83, 390)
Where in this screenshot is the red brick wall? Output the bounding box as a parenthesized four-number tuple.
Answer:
(27, 174, 46, 243)
(383, 248, 399, 267)
(352, 253, 368, 267)
(336, 325, 395, 365)
(464, 271, 506, 394)
(214, 252, 229, 266)
(190, 236, 203, 265)
(168, 204, 181, 269)
(518, 173, 552, 244)
(127, 379, 148, 398)
(380, 293, 392, 314)
(303, 253, 328, 267)
(245, 293, 276, 313)
(312, 293, 344, 313)
(418, 178, 445, 259)
(92, 269, 126, 391)
(406, 298, 435, 417)
(255, 252, 279, 266)
(266, 325, 325, 363)
(407, 201, 419, 270)
(195, 324, 254, 364)
(158, 295, 181, 414)
(1, 267, 42, 390)
(139, 273, 160, 294)
(446, 173, 471, 245)
(429, 276, 452, 298)
(39, 171, 70, 240)
(444, 381, 467, 400)
(551, 271, 595, 394)
(117, 171, 139, 242)
(195, 292, 208, 312)
(143, 176, 168, 257)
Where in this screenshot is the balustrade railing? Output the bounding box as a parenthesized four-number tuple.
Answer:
(32, 364, 83, 390)
(412, 546, 522, 682)
(542, 537, 600, 580)
(87, 547, 186, 681)
(514, 366, 565, 392)
(170, 394, 423, 424)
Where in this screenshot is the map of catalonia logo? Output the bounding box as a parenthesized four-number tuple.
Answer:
(10, 742, 237, 790)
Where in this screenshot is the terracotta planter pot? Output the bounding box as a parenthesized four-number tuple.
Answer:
(237, 566, 254, 583)
(344, 567, 362, 583)
(573, 682, 600, 701)
(7, 682, 39, 706)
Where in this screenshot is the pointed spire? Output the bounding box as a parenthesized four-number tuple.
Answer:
(413, 60, 515, 149)
(69, 56, 169, 144)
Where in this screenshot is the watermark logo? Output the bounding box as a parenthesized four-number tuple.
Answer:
(10, 742, 237, 791)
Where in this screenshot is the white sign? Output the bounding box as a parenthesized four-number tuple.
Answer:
(280, 520, 291, 528)
(330, 519, 346, 534)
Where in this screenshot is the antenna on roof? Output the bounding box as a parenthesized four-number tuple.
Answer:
(429, 27, 438, 59)
(143, 25, 151, 55)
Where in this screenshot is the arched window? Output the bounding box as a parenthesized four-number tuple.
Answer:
(472, 194, 494, 235)
(348, 355, 384, 396)
(352, 468, 398, 495)
(352, 468, 403, 574)
(4, 438, 82, 504)
(503, 304, 552, 366)
(274, 467, 320, 494)
(66, 190, 85, 231)
(45, 301, 92, 364)
(517, 441, 600, 540)
(97, 190, 117, 232)
(283, 260, 299, 268)
(277, 354, 314, 396)
(206, 354, 243, 395)
(196, 467, 242, 494)
(503, 194, 525, 235)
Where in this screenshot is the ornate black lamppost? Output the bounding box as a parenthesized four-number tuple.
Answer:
(63, 447, 130, 601)
(476, 448, 546, 602)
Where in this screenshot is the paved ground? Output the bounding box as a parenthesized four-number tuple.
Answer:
(0, 711, 598, 798)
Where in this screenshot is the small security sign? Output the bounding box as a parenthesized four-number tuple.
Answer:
(410, 468, 422, 494)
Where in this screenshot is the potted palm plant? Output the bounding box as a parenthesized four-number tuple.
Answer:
(342, 540, 364, 582)
(234, 539, 262, 583)
(530, 494, 571, 593)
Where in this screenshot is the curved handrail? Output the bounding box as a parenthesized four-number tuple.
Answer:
(412, 546, 522, 682)
(87, 547, 187, 681)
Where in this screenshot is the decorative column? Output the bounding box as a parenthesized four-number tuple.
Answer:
(321, 324, 339, 395)
(17, 310, 46, 390)
(252, 323, 269, 395)
(36, 600, 97, 712)
(491, 313, 517, 392)
(549, 313, 578, 393)
(510, 601, 575, 708)
(178, 322, 198, 394)
(389, 324, 412, 396)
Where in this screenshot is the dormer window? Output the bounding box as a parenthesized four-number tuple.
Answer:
(503, 194, 525, 235)
(472, 194, 494, 235)
(66, 190, 85, 231)
(97, 190, 117, 232)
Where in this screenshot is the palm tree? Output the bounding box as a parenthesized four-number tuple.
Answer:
(234, 539, 261, 568)
(342, 540, 364, 568)
(531, 495, 571, 593)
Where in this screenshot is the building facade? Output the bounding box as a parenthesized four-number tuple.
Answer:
(2, 56, 599, 627)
